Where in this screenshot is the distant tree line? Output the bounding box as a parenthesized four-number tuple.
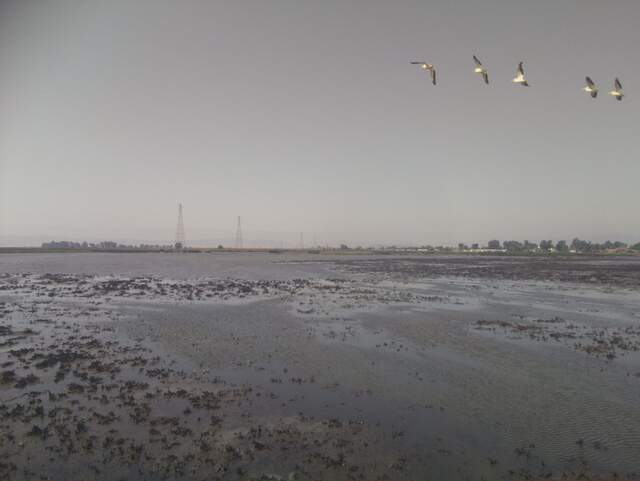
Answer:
(479, 238, 639, 253)
(41, 241, 170, 249)
(40, 239, 640, 253)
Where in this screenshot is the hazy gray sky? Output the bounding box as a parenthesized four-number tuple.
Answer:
(1, 0, 639, 247)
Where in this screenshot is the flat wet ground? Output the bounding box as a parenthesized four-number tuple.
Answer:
(1, 253, 639, 480)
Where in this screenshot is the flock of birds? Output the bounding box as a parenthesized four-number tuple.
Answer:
(410, 56, 625, 101)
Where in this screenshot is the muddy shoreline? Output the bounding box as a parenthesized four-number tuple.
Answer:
(1, 253, 639, 480)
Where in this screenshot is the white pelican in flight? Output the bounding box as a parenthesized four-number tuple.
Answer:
(583, 77, 598, 98)
(512, 61, 529, 87)
(410, 61, 436, 85)
(473, 55, 489, 84)
(609, 78, 624, 101)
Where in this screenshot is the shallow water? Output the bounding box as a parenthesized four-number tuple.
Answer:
(1, 252, 639, 480)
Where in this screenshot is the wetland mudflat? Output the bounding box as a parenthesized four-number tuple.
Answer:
(1, 253, 639, 480)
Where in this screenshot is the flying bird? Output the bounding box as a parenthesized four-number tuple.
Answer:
(609, 78, 624, 101)
(410, 61, 436, 85)
(583, 77, 598, 98)
(512, 62, 529, 86)
(473, 55, 489, 84)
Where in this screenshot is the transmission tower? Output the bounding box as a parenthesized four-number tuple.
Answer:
(235, 216, 243, 249)
(175, 203, 185, 250)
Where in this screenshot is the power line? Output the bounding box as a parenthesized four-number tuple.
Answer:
(175, 203, 185, 250)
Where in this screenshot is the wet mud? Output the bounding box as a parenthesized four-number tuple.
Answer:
(333, 255, 640, 289)
(1, 253, 639, 480)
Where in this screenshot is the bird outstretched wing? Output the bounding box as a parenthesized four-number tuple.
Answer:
(482, 72, 489, 84)
(517, 62, 525, 76)
(431, 68, 437, 85)
(585, 76, 595, 88)
(615, 78, 622, 90)
(473, 55, 483, 67)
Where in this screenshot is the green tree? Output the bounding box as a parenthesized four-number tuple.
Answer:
(539, 240, 553, 251)
(571, 238, 592, 253)
(503, 240, 523, 252)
